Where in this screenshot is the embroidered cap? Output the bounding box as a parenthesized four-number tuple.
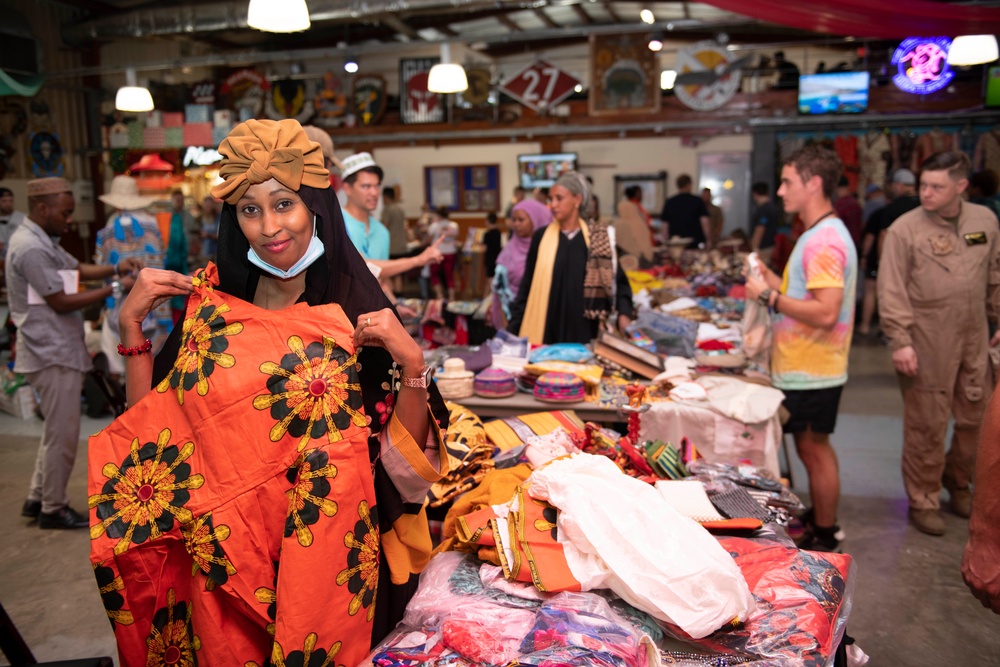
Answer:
(341, 152, 381, 180)
(27, 177, 72, 197)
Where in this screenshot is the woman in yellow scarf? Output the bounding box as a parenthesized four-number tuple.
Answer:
(508, 171, 634, 345)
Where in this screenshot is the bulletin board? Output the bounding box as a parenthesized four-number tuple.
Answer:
(424, 164, 499, 212)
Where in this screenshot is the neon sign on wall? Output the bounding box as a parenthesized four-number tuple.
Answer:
(892, 37, 954, 94)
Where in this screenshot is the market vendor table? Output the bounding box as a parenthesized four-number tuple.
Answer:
(456, 391, 625, 424)
(455, 391, 782, 477)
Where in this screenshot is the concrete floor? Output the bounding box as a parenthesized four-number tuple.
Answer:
(0, 341, 998, 665)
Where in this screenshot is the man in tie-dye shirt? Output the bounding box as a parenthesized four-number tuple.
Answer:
(747, 144, 857, 552)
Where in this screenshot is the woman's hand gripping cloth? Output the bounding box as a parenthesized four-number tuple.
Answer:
(526, 453, 755, 638)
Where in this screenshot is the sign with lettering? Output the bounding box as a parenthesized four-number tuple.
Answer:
(892, 37, 954, 94)
(501, 60, 580, 112)
(183, 146, 223, 167)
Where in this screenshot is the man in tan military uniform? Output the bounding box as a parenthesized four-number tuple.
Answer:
(879, 151, 1000, 536)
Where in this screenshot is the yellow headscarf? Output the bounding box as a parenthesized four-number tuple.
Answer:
(210, 118, 330, 204)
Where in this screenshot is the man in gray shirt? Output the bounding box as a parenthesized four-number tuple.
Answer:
(7, 177, 140, 529)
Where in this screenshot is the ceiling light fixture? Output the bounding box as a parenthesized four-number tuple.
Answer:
(115, 67, 154, 112)
(247, 0, 311, 33)
(344, 57, 359, 74)
(648, 32, 664, 52)
(640, 8, 655, 24)
(948, 34, 999, 66)
(428, 43, 468, 93)
(660, 69, 677, 90)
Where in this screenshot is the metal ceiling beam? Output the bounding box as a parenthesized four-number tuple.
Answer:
(380, 14, 423, 41)
(602, 1, 623, 23)
(50, 18, 804, 78)
(497, 14, 523, 32)
(572, 4, 594, 24)
(533, 8, 561, 29)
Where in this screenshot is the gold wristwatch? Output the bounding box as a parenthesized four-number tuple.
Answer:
(401, 365, 434, 389)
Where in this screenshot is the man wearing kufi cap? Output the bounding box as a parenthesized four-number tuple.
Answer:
(340, 152, 391, 261)
(6, 176, 143, 529)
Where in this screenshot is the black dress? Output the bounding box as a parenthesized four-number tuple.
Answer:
(508, 227, 633, 344)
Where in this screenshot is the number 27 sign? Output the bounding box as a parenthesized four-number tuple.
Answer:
(501, 60, 581, 112)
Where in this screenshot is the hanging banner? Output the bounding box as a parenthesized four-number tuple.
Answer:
(501, 60, 580, 112)
(314, 71, 350, 127)
(462, 67, 493, 107)
(352, 75, 386, 126)
(673, 41, 742, 111)
(220, 69, 270, 123)
(589, 34, 660, 116)
(891, 37, 954, 94)
(400, 57, 443, 124)
(267, 78, 314, 124)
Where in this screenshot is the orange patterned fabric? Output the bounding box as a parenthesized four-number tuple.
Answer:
(88, 264, 381, 667)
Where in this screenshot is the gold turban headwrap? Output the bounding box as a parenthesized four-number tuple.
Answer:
(210, 118, 330, 204)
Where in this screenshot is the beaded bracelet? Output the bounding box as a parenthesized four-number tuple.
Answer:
(117, 338, 152, 357)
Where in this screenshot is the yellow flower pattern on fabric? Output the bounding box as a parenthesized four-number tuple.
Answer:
(145, 588, 201, 667)
(89, 428, 205, 555)
(285, 449, 339, 547)
(157, 298, 244, 405)
(181, 512, 236, 590)
(254, 336, 366, 451)
(336, 501, 380, 622)
(245, 633, 344, 667)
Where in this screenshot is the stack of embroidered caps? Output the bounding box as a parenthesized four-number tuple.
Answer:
(473, 368, 517, 398)
(533, 371, 586, 403)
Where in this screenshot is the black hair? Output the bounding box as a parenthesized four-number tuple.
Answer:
(751, 182, 770, 196)
(624, 185, 642, 200)
(382, 186, 396, 199)
(344, 165, 384, 186)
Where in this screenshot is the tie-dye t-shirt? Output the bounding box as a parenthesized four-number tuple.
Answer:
(771, 217, 857, 390)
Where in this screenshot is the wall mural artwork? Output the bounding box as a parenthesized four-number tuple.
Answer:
(589, 33, 660, 116)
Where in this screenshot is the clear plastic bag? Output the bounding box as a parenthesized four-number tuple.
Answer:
(741, 253, 772, 370)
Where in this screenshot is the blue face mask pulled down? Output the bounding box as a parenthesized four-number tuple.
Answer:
(246, 216, 326, 280)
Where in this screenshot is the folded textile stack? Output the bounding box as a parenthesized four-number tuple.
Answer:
(534, 372, 586, 403)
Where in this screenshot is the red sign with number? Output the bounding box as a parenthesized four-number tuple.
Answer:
(501, 60, 580, 112)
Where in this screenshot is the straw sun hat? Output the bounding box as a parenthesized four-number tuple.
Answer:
(99, 175, 158, 210)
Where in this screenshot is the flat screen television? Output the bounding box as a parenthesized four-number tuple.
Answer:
(985, 65, 1000, 108)
(517, 152, 578, 189)
(797, 72, 870, 115)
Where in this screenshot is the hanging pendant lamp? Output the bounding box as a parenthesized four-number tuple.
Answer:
(428, 43, 468, 94)
(247, 0, 311, 33)
(947, 35, 999, 66)
(115, 68, 154, 112)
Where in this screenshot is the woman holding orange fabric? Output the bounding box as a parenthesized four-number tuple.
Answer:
(88, 119, 448, 667)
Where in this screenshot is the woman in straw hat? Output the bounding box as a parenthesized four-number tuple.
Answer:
(95, 174, 168, 377)
(88, 119, 448, 666)
(508, 171, 634, 345)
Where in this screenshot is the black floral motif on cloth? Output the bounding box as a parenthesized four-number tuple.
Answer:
(93, 561, 134, 628)
(254, 336, 366, 451)
(284, 448, 339, 547)
(181, 512, 236, 590)
(156, 297, 243, 405)
(145, 588, 201, 667)
(89, 429, 205, 556)
(247, 633, 344, 667)
(336, 500, 379, 622)
(253, 560, 279, 636)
